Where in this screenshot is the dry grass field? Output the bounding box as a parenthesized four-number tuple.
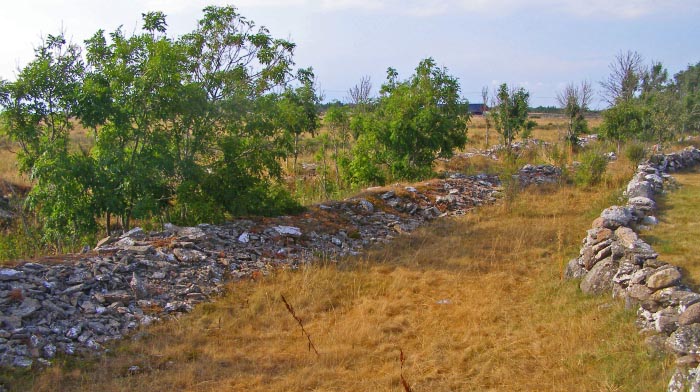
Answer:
(466, 114, 603, 149)
(6, 157, 675, 392)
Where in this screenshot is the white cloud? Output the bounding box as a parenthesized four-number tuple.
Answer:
(231, 0, 700, 19)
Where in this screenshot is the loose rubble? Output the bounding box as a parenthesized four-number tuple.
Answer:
(0, 173, 501, 370)
(565, 146, 700, 392)
(516, 164, 562, 187)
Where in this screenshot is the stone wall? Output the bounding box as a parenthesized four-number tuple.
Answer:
(0, 173, 501, 370)
(565, 146, 700, 392)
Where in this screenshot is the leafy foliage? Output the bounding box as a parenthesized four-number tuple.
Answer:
(0, 6, 303, 243)
(574, 149, 608, 187)
(346, 58, 468, 184)
(491, 83, 533, 151)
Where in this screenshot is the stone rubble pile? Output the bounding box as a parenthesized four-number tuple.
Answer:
(516, 164, 562, 187)
(449, 138, 552, 162)
(0, 173, 501, 370)
(565, 146, 700, 392)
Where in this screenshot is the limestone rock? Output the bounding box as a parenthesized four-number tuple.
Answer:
(668, 324, 700, 356)
(580, 257, 618, 295)
(615, 226, 638, 248)
(564, 258, 586, 279)
(598, 206, 633, 229)
(647, 267, 682, 291)
(680, 303, 700, 326)
(273, 226, 302, 237)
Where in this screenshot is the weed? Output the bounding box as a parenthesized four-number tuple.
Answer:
(281, 294, 319, 357)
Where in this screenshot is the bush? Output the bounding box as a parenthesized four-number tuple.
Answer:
(574, 149, 608, 187)
(624, 142, 647, 169)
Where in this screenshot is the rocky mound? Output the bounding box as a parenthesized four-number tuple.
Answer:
(0, 173, 501, 369)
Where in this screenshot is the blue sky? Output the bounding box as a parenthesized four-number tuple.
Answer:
(1, 0, 698, 109)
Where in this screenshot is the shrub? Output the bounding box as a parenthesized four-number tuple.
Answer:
(574, 149, 608, 187)
(624, 142, 647, 169)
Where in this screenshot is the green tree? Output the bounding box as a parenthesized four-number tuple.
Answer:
(491, 83, 532, 152)
(277, 68, 320, 172)
(324, 102, 351, 186)
(0, 33, 94, 244)
(347, 58, 468, 183)
(600, 100, 648, 151)
(556, 81, 593, 147)
(672, 62, 700, 135)
(2, 6, 302, 243)
(176, 5, 297, 220)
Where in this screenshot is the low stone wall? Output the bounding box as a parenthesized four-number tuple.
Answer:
(0, 173, 501, 370)
(565, 146, 700, 392)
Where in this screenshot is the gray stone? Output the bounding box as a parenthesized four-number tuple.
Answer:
(641, 216, 659, 226)
(614, 226, 638, 248)
(273, 226, 302, 237)
(0, 268, 23, 281)
(680, 303, 700, 326)
(238, 232, 250, 243)
(599, 206, 633, 229)
(564, 258, 586, 279)
(656, 307, 680, 334)
(626, 180, 653, 199)
(627, 284, 653, 301)
(172, 248, 207, 263)
(12, 298, 40, 318)
(358, 199, 374, 212)
(580, 257, 618, 295)
(628, 196, 656, 211)
(120, 227, 145, 239)
(647, 267, 682, 291)
(668, 324, 700, 356)
(0, 316, 22, 330)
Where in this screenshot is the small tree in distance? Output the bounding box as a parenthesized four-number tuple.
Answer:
(346, 58, 469, 184)
(556, 81, 593, 147)
(481, 86, 491, 148)
(491, 83, 533, 154)
(347, 75, 372, 112)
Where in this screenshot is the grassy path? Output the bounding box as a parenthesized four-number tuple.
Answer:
(8, 180, 671, 391)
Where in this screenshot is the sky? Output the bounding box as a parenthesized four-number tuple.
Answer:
(1, 0, 698, 109)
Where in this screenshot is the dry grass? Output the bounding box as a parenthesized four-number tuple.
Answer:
(8, 159, 673, 392)
(642, 167, 700, 289)
(467, 115, 603, 149)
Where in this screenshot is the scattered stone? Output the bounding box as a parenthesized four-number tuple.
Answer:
(0, 171, 503, 368)
(273, 226, 302, 237)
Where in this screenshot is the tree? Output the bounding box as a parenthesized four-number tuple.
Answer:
(1, 6, 303, 243)
(672, 62, 700, 135)
(324, 102, 351, 186)
(347, 75, 372, 112)
(490, 83, 532, 152)
(481, 86, 491, 147)
(0, 33, 94, 243)
(600, 50, 644, 106)
(278, 68, 320, 172)
(600, 100, 648, 152)
(347, 58, 468, 183)
(556, 81, 593, 146)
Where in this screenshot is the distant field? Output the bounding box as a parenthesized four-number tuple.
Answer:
(467, 114, 603, 148)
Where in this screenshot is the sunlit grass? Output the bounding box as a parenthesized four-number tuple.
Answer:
(8, 159, 673, 392)
(642, 167, 700, 289)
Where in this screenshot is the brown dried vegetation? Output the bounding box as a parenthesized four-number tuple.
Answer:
(9, 158, 674, 392)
